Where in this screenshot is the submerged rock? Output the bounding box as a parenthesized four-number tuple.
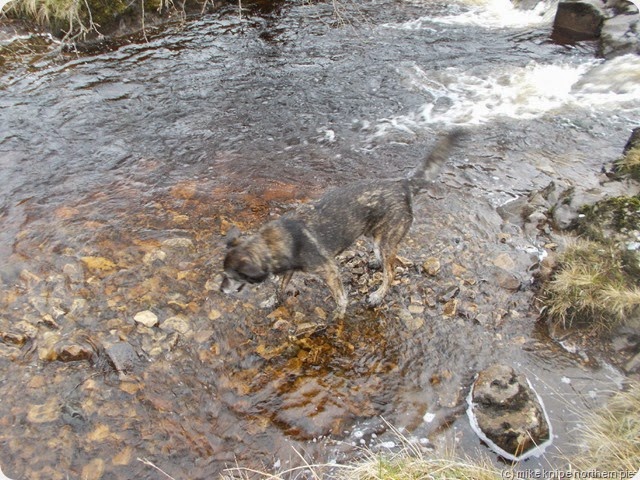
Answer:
(105, 342, 138, 374)
(467, 364, 552, 461)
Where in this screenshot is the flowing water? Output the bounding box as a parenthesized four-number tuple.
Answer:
(1, 0, 639, 478)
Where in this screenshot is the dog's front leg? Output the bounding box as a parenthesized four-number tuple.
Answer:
(276, 270, 294, 302)
(259, 271, 294, 309)
(315, 262, 348, 320)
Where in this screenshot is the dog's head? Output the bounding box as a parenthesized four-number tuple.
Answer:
(220, 230, 269, 294)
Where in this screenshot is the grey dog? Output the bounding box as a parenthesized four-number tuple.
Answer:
(221, 130, 463, 319)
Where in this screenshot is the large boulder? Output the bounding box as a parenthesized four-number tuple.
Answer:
(553, 0, 606, 41)
(467, 364, 552, 461)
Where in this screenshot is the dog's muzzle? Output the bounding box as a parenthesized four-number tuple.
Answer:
(220, 275, 246, 294)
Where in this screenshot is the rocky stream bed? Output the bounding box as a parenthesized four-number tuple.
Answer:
(1, 0, 640, 478)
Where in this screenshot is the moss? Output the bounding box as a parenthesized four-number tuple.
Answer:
(86, 0, 131, 28)
(574, 195, 640, 242)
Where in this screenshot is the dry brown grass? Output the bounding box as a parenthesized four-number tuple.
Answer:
(571, 383, 640, 473)
(542, 238, 640, 331)
(616, 147, 640, 181)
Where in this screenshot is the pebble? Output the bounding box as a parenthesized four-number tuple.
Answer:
(493, 253, 516, 271)
(161, 238, 194, 250)
(134, 310, 159, 328)
(422, 257, 441, 276)
(105, 342, 138, 373)
(160, 316, 192, 336)
(54, 342, 95, 362)
(443, 299, 458, 318)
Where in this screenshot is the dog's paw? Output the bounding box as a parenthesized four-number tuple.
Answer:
(260, 295, 278, 309)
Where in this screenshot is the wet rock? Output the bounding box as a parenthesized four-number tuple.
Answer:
(62, 263, 84, 283)
(493, 269, 522, 291)
(422, 257, 441, 276)
(439, 285, 460, 303)
(553, 0, 605, 41)
(467, 364, 552, 461)
(27, 398, 60, 423)
(81, 458, 105, 480)
(624, 127, 640, 154)
(53, 341, 95, 363)
(20, 269, 42, 287)
(493, 253, 516, 271)
(600, 13, 640, 57)
(105, 342, 138, 373)
(0, 330, 28, 347)
(161, 237, 194, 251)
(142, 249, 167, 266)
(80, 256, 117, 274)
(397, 307, 424, 331)
(160, 315, 192, 336)
(443, 299, 458, 318)
(134, 310, 159, 328)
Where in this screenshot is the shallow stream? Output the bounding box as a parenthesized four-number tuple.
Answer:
(1, 0, 639, 478)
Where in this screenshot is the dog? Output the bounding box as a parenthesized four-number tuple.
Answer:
(221, 130, 463, 319)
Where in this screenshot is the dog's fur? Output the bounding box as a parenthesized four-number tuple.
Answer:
(221, 130, 462, 319)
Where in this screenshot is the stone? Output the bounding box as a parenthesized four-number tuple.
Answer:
(160, 315, 192, 336)
(553, 0, 605, 41)
(422, 257, 441, 276)
(134, 310, 158, 328)
(161, 238, 194, 250)
(54, 342, 95, 363)
(443, 299, 458, 317)
(493, 253, 516, 271)
(494, 269, 522, 291)
(600, 14, 640, 58)
(623, 127, 640, 154)
(467, 364, 552, 460)
(105, 342, 138, 373)
(80, 256, 117, 273)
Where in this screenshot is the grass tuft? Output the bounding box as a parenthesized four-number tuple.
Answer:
(541, 238, 640, 331)
(615, 147, 640, 181)
(571, 383, 640, 473)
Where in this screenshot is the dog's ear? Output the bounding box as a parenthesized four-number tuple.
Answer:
(225, 226, 242, 248)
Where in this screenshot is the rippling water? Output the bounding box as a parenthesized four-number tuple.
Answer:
(0, 0, 639, 477)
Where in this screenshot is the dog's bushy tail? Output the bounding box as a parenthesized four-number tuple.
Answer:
(409, 129, 464, 195)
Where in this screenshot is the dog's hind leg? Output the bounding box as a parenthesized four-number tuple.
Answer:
(368, 222, 411, 307)
(314, 261, 348, 320)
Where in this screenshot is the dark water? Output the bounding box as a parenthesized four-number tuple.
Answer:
(0, 0, 639, 478)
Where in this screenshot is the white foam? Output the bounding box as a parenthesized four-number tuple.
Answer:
(434, 0, 557, 29)
(369, 54, 640, 135)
